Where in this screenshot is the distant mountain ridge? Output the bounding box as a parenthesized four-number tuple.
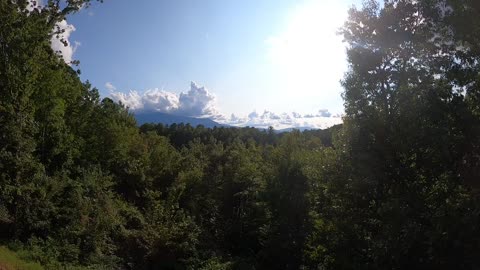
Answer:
(134, 111, 225, 128)
(134, 111, 335, 132)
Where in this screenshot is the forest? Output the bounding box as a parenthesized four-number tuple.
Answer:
(1, 0, 480, 269)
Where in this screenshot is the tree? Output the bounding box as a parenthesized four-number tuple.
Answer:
(307, 1, 480, 269)
(259, 132, 311, 269)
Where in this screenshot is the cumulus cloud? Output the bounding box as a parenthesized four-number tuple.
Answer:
(229, 114, 241, 122)
(25, 1, 79, 64)
(260, 110, 281, 120)
(105, 82, 117, 91)
(108, 81, 342, 129)
(292, 112, 302, 118)
(226, 114, 246, 125)
(51, 20, 78, 64)
(317, 109, 332, 117)
(248, 111, 259, 119)
(177, 82, 218, 117)
(108, 82, 221, 118)
(109, 90, 144, 110)
(142, 89, 179, 113)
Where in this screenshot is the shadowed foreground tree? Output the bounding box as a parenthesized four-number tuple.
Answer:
(304, 1, 480, 269)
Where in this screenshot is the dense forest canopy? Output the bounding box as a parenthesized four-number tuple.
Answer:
(0, 0, 479, 269)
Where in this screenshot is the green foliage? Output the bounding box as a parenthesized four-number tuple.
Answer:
(310, 0, 480, 269)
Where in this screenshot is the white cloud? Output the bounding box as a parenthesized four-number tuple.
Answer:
(229, 113, 242, 123)
(317, 109, 332, 117)
(142, 89, 179, 113)
(51, 20, 78, 64)
(26, 0, 42, 11)
(108, 81, 342, 129)
(25, 1, 79, 64)
(73, 41, 81, 53)
(108, 82, 221, 118)
(220, 108, 341, 130)
(248, 111, 259, 119)
(177, 82, 219, 117)
(292, 112, 302, 118)
(222, 110, 342, 130)
(109, 90, 144, 110)
(258, 110, 281, 120)
(105, 82, 117, 91)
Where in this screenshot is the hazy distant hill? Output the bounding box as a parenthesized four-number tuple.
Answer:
(274, 127, 313, 133)
(134, 111, 225, 128)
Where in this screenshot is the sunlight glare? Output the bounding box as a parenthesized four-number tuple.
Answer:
(266, 0, 349, 110)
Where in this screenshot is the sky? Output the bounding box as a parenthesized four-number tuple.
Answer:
(55, 0, 361, 129)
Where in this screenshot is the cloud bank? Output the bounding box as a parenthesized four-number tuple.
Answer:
(108, 81, 342, 129)
(108, 82, 221, 118)
(224, 110, 342, 130)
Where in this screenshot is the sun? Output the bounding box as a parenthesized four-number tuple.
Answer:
(266, 0, 349, 107)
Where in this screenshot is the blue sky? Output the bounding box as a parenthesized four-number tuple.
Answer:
(62, 0, 361, 128)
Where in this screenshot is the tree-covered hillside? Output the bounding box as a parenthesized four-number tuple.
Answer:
(0, 0, 479, 269)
